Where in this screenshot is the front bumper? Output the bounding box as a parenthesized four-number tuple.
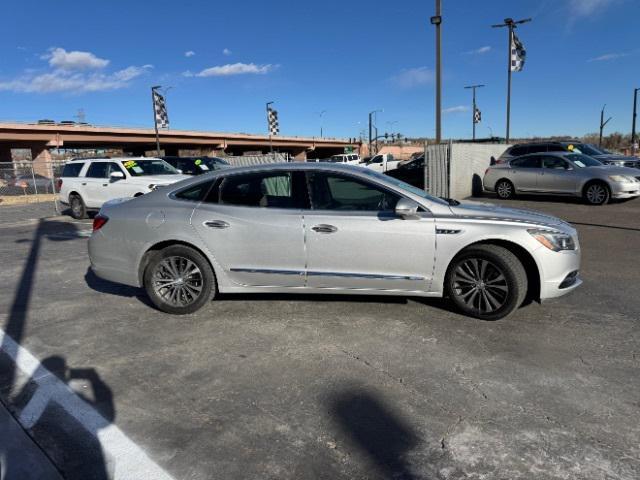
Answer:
(535, 246, 582, 300)
(610, 181, 640, 199)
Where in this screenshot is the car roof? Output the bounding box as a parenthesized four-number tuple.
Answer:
(510, 151, 581, 160)
(68, 156, 162, 162)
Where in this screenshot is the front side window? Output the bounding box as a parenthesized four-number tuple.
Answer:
(528, 144, 548, 154)
(86, 162, 110, 178)
(218, 171, 304, 208)
(308, 172, 399, 212)
(62, 162, 84, 177)
(543, 157, 569, 170)
(566, 154, 603, 168)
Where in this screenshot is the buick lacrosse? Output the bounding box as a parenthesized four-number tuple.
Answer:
(89, 163, 581, 320)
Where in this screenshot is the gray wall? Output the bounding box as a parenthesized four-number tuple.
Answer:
(449, 143, 511, 198)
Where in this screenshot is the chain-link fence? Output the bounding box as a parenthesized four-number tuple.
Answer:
(0, 161, 64, 209)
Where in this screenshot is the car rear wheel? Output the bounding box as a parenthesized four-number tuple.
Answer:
(143, 245, 216, 315)
(69, 194, 87, 219)
(446, 244, 527, 320)
(495, 179, 515, 199)
(583, 182, 610, 205)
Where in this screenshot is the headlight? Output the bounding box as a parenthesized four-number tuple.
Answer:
(528, 229, 576, 251)
(608, 175, 635, 183)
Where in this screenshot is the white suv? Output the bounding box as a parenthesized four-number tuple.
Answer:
(58, 157, 188, 218)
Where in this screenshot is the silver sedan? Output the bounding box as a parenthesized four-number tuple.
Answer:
(484, 152, 640, 205)
(89, 163, 582, 320)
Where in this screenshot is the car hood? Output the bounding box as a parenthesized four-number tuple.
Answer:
(128, 174, 190, 185)
(593, 154, 638, 162)
(584, 166, 640, 175)
(449, 201, 568, 228)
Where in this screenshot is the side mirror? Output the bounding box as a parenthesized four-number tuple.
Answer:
(395, 198, 421, 219)
(110, 171, 125, 181)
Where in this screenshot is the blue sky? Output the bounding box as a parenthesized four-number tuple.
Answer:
(0, 0, 638, 139)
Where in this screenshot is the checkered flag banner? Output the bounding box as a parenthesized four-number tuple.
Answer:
(510, 31, 526, 72)
(267, 107, 279, 136)
(474, 107, 481, 124)
(153, 90, 169, 129)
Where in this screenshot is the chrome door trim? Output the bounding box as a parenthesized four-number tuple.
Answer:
(307, 271, 424, 281)
(229, 268, 304, 276)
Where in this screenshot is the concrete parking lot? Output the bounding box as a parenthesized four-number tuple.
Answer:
(0, 196, 639, 479)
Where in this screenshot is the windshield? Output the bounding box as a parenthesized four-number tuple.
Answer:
(566, 154, 603, 168)
(360, 168, 449, 205)
(570, 144, 605, 156)
(122, 159, 179, 176)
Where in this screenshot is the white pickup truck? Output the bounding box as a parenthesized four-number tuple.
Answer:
(58, 157, 188, 218)
(362, 153, 400, 173)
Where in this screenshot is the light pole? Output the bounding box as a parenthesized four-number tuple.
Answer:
(492, 17, 531, 143)
(266, 101, 274, 153)
(464, 84, 485, 140)
(431, 1, 443, 143)
(151, 85, 162, 156)
(632, 88, 639, 156)
(368, 109, 383, 155)
(599, 104, 612, 148)
(318, 110, 326, 138)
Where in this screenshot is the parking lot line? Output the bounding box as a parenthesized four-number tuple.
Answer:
(0, 328, 176, 480)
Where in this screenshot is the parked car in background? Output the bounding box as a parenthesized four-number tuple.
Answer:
(58, 157, 188, 218)
(8, 173, 54, 193)
(362, 153, 400, 172)
(162, 156, 230, 175)
(484, 151, 640, 205)
(385, 154, 425, 189)
(496, 141, 640, 168)
(329, 154, 361, 165)
(90, 162, 582, 320)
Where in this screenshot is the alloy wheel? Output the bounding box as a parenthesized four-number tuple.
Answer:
(586, 184, 607, 204)
(451, 258, 509, 314)
(496, 181, 513, 198)
(152, 256, 204, 307)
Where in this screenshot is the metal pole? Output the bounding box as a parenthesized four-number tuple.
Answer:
(632, 88, 639, 156)
(472, 88, 476, 141)
(434, 0, 442, 143)
(368, 112, 373, 156)
(266, 101, 274, 154)
(506, 25, 512, 143)
(599, 107, 604, 147)
(151, 86, 161, 157)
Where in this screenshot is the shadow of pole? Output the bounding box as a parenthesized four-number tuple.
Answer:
(329, 388, 424, 480)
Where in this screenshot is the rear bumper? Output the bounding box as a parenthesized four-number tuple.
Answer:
(88, 231, 140, 287)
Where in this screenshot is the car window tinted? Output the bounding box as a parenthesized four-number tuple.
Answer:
(121, 159, 178, 176)
(175, 180, 216, 201)
(308, 172, 399, 212)
(62, 162, 84, 177)
(528, 144, 548, 153)
(543, 157, 569, 170)
(511, 156, 541, 168)
(86, 162, 110, 178)
(546, 144, 565, 152)
(509, 146, 527, 156)
(219, 171, 304, 208)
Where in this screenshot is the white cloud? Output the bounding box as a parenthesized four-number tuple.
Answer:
(391, 67, 433, 88)
(443, 105, 469, 114)
(588, 52, 628, 62)
(44, 47, 110, 70)
(464, 46, 491, 55)
(193, 62, 275, 77)
(0, 65, 153, 93)
(185, 50, 196, 57)
(569, 0, 616, 16)
(222, 48, 232, 56)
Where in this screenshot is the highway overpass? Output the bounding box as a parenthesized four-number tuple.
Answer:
(0, 122, 360, 163)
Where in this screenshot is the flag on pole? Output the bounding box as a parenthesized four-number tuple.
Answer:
(267, 107, 279, 136)
(153, 90, 169, 128)
(474, 107, 481, 124)
(510, 31, 526, 72)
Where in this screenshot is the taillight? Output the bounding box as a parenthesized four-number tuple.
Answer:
(92, 215, 109, 231)
(485, 168, 490, 175)
(56, 179, 63, 191)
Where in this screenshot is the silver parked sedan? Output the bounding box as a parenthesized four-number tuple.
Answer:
(89, 163, 581, 320)
(484, 152, 640, 205)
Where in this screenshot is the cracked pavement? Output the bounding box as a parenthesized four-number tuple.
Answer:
(0, 196, 639, 479)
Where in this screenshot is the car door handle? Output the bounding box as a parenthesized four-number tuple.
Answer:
(204, 220, 230, 229)
(81, 182, 87, 186)
(312, 224, 338, 234)
(102, 183, 108, 186)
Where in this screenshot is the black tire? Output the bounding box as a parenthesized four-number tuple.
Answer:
(143, 245, 216, 315)
(446, 244, 527, 320)
(69, 194, 87, 219)
(583, 181, 610, 205)
(495, 179, 515, 199)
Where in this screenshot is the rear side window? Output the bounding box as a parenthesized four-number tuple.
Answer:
(509, 146, 527, 156)
(547, 144, 565, 152)
(62, 162, 84, 177)
(510, 156, 542, 168)
(217, 171, 307, 209)
(86, 162, 110, 178)
(174, 180, 216, 201)
(528, 144, 548, 154)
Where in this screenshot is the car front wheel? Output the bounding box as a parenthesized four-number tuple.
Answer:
(583, 182, 610, 205)
(143, 245, 216, 315)
(446, 244, 527, 320)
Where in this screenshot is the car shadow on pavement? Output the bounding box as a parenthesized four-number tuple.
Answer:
(328, 387, 425, 480)
(0, 219, 114, 479)
(84, 269, 154, 307)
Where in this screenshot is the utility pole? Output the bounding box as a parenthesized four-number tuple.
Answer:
(632, 88, 639, 156)
(318, 110, 326, 138)
(599, 104, 612, 148)
(266, 101, 274, 153)
(151, 85, 162, 156)
(492, 17, 531, 143)
(431, 1, 443, 143)
(368, 109, 382, 156)
(464, 84, 484, 140)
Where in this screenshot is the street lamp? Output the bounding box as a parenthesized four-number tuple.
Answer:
(368, 109, 383, 155)
(431, 0, 443, 143)
(317, 110, 327, 138)
(632, 88, 639, 156)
